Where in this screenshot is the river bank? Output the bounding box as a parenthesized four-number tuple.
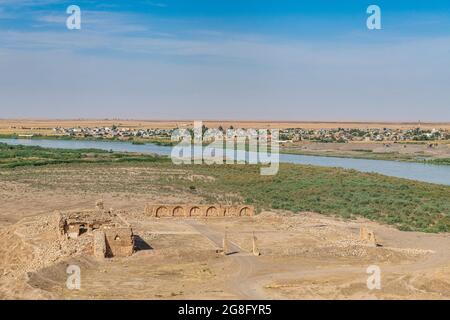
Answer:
(2, 138, 450, 186)
(1, 134, 449, 165)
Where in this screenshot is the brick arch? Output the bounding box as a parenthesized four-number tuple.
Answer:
(173, 206, 185, 217)
(146, 204, 254, 218)
(206, 206, 218, 217)
(239, 206, 251, 216)
(155, 206, 169, 217)
(189, 206, 201, 217)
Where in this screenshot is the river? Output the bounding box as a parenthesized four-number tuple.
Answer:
(1, 138, 450, 186)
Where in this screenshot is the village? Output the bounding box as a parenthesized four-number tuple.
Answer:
(50, 125, 450, 144)
(52, 126, 173, 140)
(278, 127, 450, 143)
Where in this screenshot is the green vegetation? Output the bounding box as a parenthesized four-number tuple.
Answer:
(180, 164, 450, 233)
(0, 133, 175, 146)
(151, 139, 176, 146)
(427, 158, 450, 165)
(0, 134, 20, 139)
(1, 143, 450, 233)
(0, 143, 167, 168)
(282, 148, 435, 162)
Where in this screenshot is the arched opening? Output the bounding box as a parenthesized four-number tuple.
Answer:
(155, 206, 169, 217)
(190, 206, 201, 217)
(173, 206, 185, 217)
(239, 207, 250, 216)
(206, 206, 218, 217)
(79, 224, 88, 235)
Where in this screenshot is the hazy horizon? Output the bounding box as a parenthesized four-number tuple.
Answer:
(3, 118, 450, 125)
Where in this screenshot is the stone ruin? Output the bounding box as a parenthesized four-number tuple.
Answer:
(359, 226, 378, 247)
(252, 232, 261, 256)
(222, 232, 229, 255)
(57, 203, 134, 259)
(93, 227, 134, 259)
(144, 204, 255, 218)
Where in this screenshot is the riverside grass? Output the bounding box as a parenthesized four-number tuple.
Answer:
(1, 143, 450, 233)
(0, 142, 167, 168)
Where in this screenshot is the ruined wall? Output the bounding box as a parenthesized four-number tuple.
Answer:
(359, 226, 377, 247)
(57, 209, 118, 239)
(144, 204, 254, 218)
(93, 230, 107, 258)
(56, 206, 135, 258)
(104, 227, 134, 257)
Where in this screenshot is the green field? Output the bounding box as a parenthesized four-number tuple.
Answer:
(1, 143, 450, 233)
(0, 142, 167, 168)
(189, 164, 450, 233)
(428, 158, 450, 165)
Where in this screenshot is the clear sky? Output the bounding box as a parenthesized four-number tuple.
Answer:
(0, 0, 449, 121)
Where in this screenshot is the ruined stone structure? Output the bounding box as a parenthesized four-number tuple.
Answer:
(93, 230, 107, 258)
(252, 232, 261, 256)
(95, 199, 104, 210)
(103, 227, 134, 257)
(222, 232, 229, 255)
(359, 226, 378, 247)
(57, 210, 116, 239)
(145, 204, 255, 218)
(57, 205, 135, 258)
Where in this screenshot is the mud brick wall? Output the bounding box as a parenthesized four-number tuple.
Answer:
(93, 230, 107, 258)
(144, 204, 254, 218)
(104, 227, 134, 257)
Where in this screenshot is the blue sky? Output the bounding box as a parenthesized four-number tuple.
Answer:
(0, 0, 450, 121)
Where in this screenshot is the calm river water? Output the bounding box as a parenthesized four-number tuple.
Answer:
(1, 138, 450, 186)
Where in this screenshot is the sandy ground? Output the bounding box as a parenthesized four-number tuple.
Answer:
(1, 164, 450, 300)
(2, 206, 450, 299)
(283, 141, 450, 159)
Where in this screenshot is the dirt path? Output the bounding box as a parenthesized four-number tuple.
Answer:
(184, 219, 450, 299)
(183, 219, 243, 254)
(182, 220, 266, 298)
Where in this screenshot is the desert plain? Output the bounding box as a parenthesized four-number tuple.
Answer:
(2, 119, 450, 133)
